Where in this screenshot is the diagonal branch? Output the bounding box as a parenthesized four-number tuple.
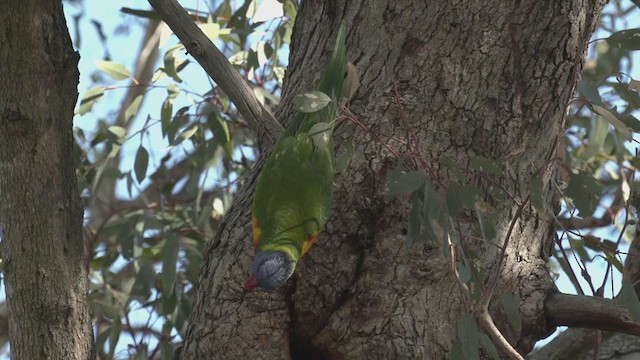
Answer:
(147, 0, 283, 148)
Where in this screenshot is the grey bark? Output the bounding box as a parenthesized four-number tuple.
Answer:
(0, 1, 94, 359)
(181, 1, 605, 359)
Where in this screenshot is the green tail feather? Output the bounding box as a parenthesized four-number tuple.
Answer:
(285, 22, 347, 137)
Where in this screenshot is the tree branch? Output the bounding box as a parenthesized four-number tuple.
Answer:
(545, 293, 640, 336)
(147, 0, 283, 147)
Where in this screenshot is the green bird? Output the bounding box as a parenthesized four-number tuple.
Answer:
(243, 24, 347, 291)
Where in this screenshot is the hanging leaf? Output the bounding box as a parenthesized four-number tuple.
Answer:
(107, 126, 127, 144)
(335, 138, 354, 173)
(577, 78, 604, 106)
(129, 260, 155, 302)
(384, 167, 426, 201)
(125, 95, 143, 125)
(423, 180, 444, 242)
(458, 313, 480, 360)
(446, 184, 480, 217)
(581, 115, 609, 159)
(564, 170, 601, 216)
(309, 122, 332, 148)
(75, 86, 105, 115)
(620, 277, 640, 321)
(208, 113, 233, 156)
(406, 192, 422, 249)
(163, 44, 184, 83)
(479, 333, 500, 360)
(134, 146, 149, 183)
(108, 317, 122, 358)
(293, 91, 332, 113)
(499, 292, 522, 333)
(161, 98, 173, 138)
(96, 60, 131, 81)
(590, 104, 632, 141)
(162, 234, 179, 303)
(442, 155, 464, 180)
(470, 156, 503, 175)
(606, 28, 640, 51)
(529, 174, 544, 212)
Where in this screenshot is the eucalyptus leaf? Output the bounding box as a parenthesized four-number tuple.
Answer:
(458, 313, 480, 360)
(499, 292, 522, 333)
(385, 167, 426, 201)
(620, 277, 640, 321)
(96, 60, 131, 81)
(606, 28, 640, 51)
(134, 146, 149, 183)
(293, 91, 332, 113)
(309, 122, 332, 148)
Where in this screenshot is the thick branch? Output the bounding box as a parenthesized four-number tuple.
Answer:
(147, 0, 283, 147)
(545, 293, 640, 335)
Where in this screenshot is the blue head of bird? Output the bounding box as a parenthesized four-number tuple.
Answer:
(243, 250, 296, 291)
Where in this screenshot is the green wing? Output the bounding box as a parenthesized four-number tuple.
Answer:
(252, 134, 333, 262)
(252, 22, 346, 263)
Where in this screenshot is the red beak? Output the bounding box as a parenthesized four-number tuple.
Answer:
(243, 274, 258, 289)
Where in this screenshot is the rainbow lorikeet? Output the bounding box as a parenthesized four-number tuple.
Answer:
(243, 24, 347, 291)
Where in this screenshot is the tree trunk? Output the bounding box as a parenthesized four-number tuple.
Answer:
(182, 1, 605, 358)
(0, 1, 94, 359)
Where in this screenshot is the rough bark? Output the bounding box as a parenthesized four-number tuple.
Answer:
(181, 1, 605, 359)
(0, 1, 94, 359)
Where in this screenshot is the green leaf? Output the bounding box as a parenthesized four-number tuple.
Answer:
(161, 99, 173, 138)
(480, 333, 500, 360)
(442, 155, 464, 180)
(108, 317, 122, 358)
(499, 292, 522, 333)
(207, 113, 233, 156)
(134, 146, 149, 183)
(199, 23, 221, 40)
(293, 91, 332, 113)
(335, 138, 354, 173)
(458, 313, 480, 360)
(384, 168, 426, 201)
(95, 326, 111, 354)
(577, 78, 604, 106)
(529, 174, 544, 212)
(564, 170, 601, 216)
(458, 258, 471, 283)
(129, 260, 155, 302)
(162, 234, 179, 298)
(620, 277, 640, 321)
(96, 60, 131, 81)
(591, 104, 632, 141)
(446, 184, 480, 217)
(476, 208, 496, 243)
(167, 83, 179, 99)
(604, 252, 624, 273)
(75, 86, 105, 115)
(309, 122, 332, 148)
(423, 180, 444, 242)
(450, 339, 464, 360)
(606, 28, 640, 51)
(581, 115, 609, 159)
(406, 192, 422, 249)
(107, 126, 127, 144)
(470, 156, 503, 175)
(125, 95, 143, 125)
(175, 125, 198, 144)
(228, 50, 248, 65)
(163, 44, 184, 83)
